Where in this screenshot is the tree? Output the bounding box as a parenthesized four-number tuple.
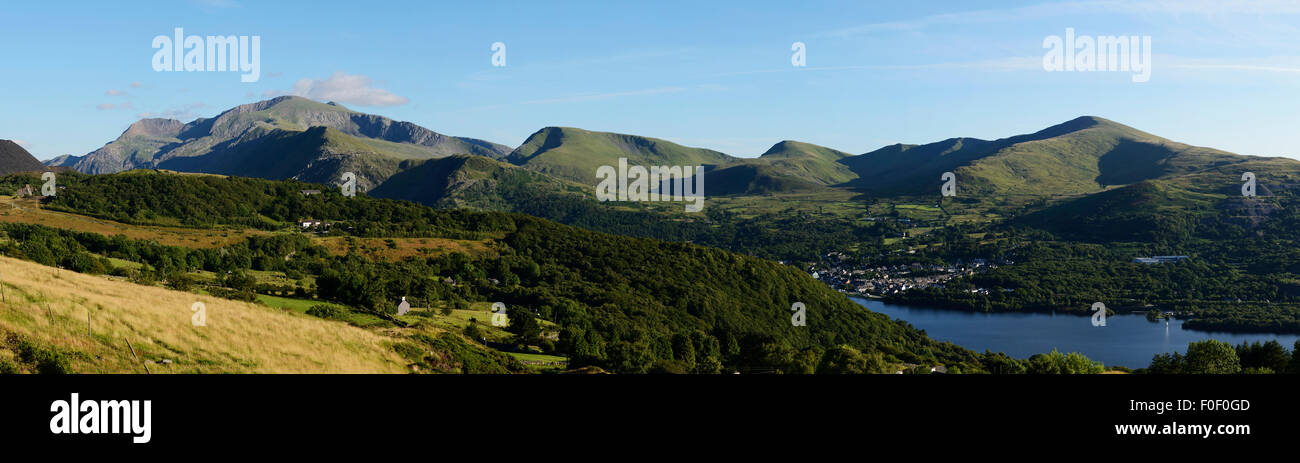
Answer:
(224, 271, 257, 292)
(463, 320, 484, 342)
(1147, 352, 1185, 374)
(506, 305, 541, 346)
(1236, 340, 1287, 373)
(1184, 340, 1240, 374)
(982, 351, 1027, 374)
(1027, 349, 1103, 374)
(816, 345, 890, 374)
(1290, 341, 1300, 374)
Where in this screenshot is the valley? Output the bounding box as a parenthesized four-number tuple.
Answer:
(8, 97, 1300, 374)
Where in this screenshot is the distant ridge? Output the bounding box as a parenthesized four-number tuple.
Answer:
(841, 116, 1251, 196)
(45, 96, 512, 186)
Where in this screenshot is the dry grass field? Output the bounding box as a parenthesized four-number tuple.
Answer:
(0, 255, 408, 373)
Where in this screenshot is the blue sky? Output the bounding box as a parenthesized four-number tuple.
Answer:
(4, 0, 1300, 161)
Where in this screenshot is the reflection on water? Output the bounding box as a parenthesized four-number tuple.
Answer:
(853, 297, 1300, 369)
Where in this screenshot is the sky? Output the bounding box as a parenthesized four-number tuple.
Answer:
(3, 0, 1300, 161)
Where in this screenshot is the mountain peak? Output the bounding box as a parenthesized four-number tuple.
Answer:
(762, 140, 805, 154)
(233, 95, 346, 114)
(1026, 115, 1134, 140)
(760, 140, 850, 159)
(123, 118, 185, 138)
(0, 139, 48, 174)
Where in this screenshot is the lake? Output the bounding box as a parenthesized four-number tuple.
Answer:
(852, 297, 1300, 369)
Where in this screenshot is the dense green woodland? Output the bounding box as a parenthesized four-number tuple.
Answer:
(0, 172, 1000, 373)
(880, 188, 1300, 333)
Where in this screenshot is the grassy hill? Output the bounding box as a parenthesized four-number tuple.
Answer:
(1014, 180, 1222, 242)
(505, 126, 736, 183)
(702, 140, 854, 195)
(0, 254, 410, 373)
(844, 116, 1251, 198)
(370, 154, 590, 210)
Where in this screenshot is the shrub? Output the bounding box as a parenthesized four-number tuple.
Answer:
(0, 358, 19, 374)
(15, 339, 70, 374)
(306, 304, 346, 320)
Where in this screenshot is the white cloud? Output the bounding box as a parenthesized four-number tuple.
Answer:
(265, 72, 409, 107)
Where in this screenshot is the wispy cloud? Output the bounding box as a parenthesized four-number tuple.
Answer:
(264, 72, 409, 107)
(105, 89, 126, 96)
(816, 0, 1300, 38)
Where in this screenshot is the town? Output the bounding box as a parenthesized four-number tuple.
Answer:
(801, 252, 1009, 298)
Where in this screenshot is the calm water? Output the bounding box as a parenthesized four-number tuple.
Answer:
(852, 297, 1300, 369)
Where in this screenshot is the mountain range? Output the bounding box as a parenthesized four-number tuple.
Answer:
(41, 96, 1300, 221)
(46, 96, 509, 191)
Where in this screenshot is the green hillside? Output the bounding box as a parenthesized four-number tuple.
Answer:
(505, 126, 736, 183)
(156, 126, 404, 192)
(752, 140, 857, 185)
(1015, 180, 1222, 243)
(844, 116, 1248, 198)
(370, 154, 590, 210)
(10, 170, 990, 373)
(701, 140, 856, 195)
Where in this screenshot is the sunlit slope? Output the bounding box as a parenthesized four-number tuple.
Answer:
(0, 255, 407, 373)
(370, 154, 590, 210)
(845, 116, 1251, 198)
(505, 126, 736, 183)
